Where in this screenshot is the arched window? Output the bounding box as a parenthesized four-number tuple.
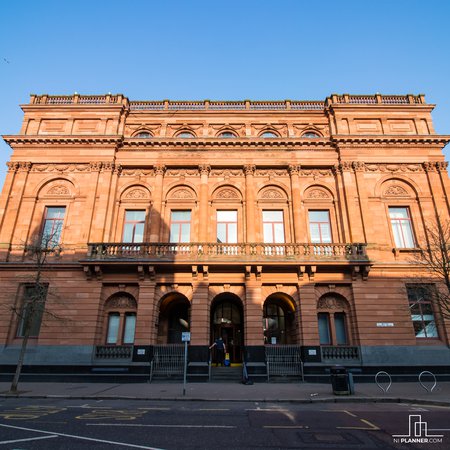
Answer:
(302, 132, 320, 138)
(263, 295, 296, 345)
(135, 131, 152, 138)
(260, 131, 278, 138)
(317, 294, 351, 345)
(104, 294, 137, 345)
(177, 131, 195, 138)
(218, 131, 237, 138)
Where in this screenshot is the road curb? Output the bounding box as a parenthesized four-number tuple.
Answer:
(1, 393, 449, 406)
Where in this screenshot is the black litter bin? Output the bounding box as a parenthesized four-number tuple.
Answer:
(330, 366, 349, 395)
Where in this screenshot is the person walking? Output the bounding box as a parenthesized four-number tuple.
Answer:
(210, 336, 226, 366)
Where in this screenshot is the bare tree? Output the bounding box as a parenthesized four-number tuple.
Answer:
(8, 226, 64, 393)
(414, 218, 450, 321)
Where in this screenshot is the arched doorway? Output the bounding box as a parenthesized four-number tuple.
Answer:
(157, 293, 190, 344)
(210, 294, 244, 363)
(263, 293, 296, 345)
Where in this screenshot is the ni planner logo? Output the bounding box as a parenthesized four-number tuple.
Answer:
(392, 415, 444, 444)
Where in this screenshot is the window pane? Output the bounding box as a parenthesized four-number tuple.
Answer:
(134, 223, 144, 243)
(172, 211, 191, 221)
(180, 223, 191, 242)
(123, 224, 134, 243)
(318, 313, 331, 344)
(228, 223, 238, 243)
(407, 285, 438, 338)
(217, 210, 237, 221)
(389, 207, 415, 248)
(126, 211, 145, 221)
(42, 206, 65, 247)
(170, 223, 180, 243)
(334, 313, 347, 345)
(107, 314, 120, 344)
(263, 210, 283, 222)
(263, 223, 274, 243)
(273, 223, 285, 243)
(309, 210, 332, 243)
(217, 223, 226, 243)
(123, 313, 136, 344)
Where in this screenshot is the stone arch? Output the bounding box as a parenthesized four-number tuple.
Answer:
(263, 292, 297, 345)
(120, 184, 151, 201)
(374, 175, 421, 198)
(165, 184, 198, 201)
(258, 185, 288, 201)
(36, 177, 76, 199)
(157, 291, 191, 344)
(303, 184, 335, 201)
(132, 128, 153, 138)
(212, 185, 243, 201)
(258, 128, 280, 138)
(210, 292, 244, 363)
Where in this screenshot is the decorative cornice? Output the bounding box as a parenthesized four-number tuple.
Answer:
(332, 135, 450, 146)
(436, 161, 449, 172)
(198, 164, 211, 176)
(3, 135, 123, 146)
(153, 164, 166, 176)
(244, 164, 256, 175)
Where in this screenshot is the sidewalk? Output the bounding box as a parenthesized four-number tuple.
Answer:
(1, 380, 450, 405)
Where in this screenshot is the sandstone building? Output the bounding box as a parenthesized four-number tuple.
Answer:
(0, 93, 449, 379)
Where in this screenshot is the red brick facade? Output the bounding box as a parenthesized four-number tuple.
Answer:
(1, 94, 449, 374)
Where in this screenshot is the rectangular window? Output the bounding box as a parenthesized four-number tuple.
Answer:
(389, 207, 415, 248)
(217, 210, 238, 243)
(123, 210, 146, 243)
(106, 313, 120, 344)
(334, 313, 348, 345)
(17, 284, 48, 338)
(407, 285, 438, 338)
(123, 313, 136, 344)
(170, 211, 191, 243)
(318, 313, 331, 345)
(42, 206, 65, 247)
(309, 210, 332, 243)
(262, 210, 285, 243)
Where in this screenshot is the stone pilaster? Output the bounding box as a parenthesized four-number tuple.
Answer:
(198, 165, 210, 242)
(149, 164, 165, 242)
(244, 165, 256, 242)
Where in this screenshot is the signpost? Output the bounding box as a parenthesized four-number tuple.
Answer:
(182, 332, 191, 396)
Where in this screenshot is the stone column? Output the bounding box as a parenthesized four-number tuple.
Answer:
(134, 280, 157, 345)
(190, 281, 209, 345)
(149, 165, 165, 242)
(245, 276, 263, 346)
(436, 161, 450, 216)
(338, 161, 365, 243)
(0, 162, 31, 254)
(288, 164, 304, 242)
(426, 161, 450, 219)
(352, 161, 368, 243)
(198, 165, 210, 242)
(102, 162, 122, 242)
(244, 165, 256, 242)
(297, 281, 319, 346)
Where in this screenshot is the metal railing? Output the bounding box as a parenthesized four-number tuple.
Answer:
(320, 346, 360, 361)
(87, 242, 368, 262)
(150, 344, 185, 382)
(265, 345, 304, 381)
(95, 345, 133, 359)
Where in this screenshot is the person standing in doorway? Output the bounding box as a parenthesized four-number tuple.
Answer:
(210, 336, 226, 366)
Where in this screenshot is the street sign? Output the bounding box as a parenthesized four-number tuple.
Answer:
(182, 332, 191, 342)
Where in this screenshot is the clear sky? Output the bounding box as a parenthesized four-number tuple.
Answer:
(1, 0, 449, 187)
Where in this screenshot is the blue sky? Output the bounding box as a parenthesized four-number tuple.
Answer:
(1, 0, 449, 187)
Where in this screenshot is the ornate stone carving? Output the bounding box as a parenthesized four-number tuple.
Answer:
(17, 162, 32, 172)
(216, 188, 239, 199)
(124, 188, 149, 199)
(383, 184, 409, 197)
(106, 295, 137, 309)
(171, 188, 194, 199)
(90, 162, 103, 172)
(244, 164, 256, 175)
(436, 161, 449, 172)
(198, 164, 211, 176)
(352, 161, 365, 172)
(317, 296, 346, 310)
(423, 161, 437, 172)
(338, 162, 352, 172)
(153, 164, 166, 176)
(6, 162, 19, 172)
(47, 184, 70, 196)
(210, 169, 244, 177)
(306, 188, 330, 199)
(261, 189, 284, 199)
(288, 164, 301, 175)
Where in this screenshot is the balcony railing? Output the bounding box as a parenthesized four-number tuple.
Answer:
(95, 345, 133, 359)
(87, 242, 368, 262)
(320, 346, 361, 362)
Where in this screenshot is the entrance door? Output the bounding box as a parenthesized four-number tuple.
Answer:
(211, 297, 243, 363)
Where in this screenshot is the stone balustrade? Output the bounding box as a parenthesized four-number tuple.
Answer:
(87, 242, 368, 262)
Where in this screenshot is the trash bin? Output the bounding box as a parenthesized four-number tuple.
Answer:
(330, 366, 349, 395)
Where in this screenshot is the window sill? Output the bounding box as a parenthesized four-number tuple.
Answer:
(393, 247, 421, 256)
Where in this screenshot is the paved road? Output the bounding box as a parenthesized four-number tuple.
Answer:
(0, 398, 449, 449)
